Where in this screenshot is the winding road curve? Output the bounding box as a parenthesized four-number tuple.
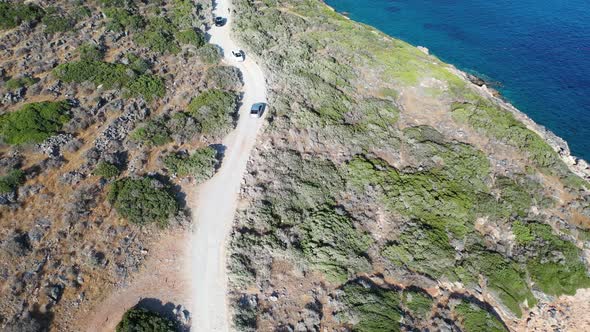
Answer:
(190, 0, 267, 330)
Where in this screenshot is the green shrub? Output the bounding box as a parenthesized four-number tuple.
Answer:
(0, 3, 44, 30)
(126, 53, 151, 74)
(512, 220, 534, 244)
(402, 289, 433, 319)
(451, 102, 578, 181)
(175, 28, 205, 47)
(42, 7, 75, 34)
(0, 169, 25, 194)
(0, 101, 71, 145)
(116, 308, 177, 332)
(104, 8, 144, 32)
(345, 135, 491, 238)
(196, 44, 222, 64)
(126, 75, 166, 101)
(163, 147, 218, 182)
(78, 43, 104, 62)
(205, 66, 243, 91)
(53, 60, 165, 101)
(340, 281, 403, 332)
(520, 222, 590, 296)
(454, 301, 507, 332)
(134, 17, 180, 54)
(298, 209, 372, 282)
(108, 177, 179, 225)
(188, 89, 237, 136)
(5, 76, 38, 90)
(457, 250, 536, 317)
(170, 0, 196, 29)
(93, 162, 120, 179)
(382, 223, 455, 279)
(131, 117, 171, 146)
(73, 6, 92, 20)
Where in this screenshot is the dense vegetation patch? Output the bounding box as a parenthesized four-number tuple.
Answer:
(131, 116, 172, 146)
(93, 161, 121, 179)
(0, 101, 71, 145)
(451, 102, 584, 187)
(163, 146, 219, 182)
(104, 8, 145, 32)
(456, 250, 536, 317)
(188, 89, 238, 136)
(0, 2, 44, 30)
(78, 43, 105, 62)
(339, 281, 403, 332)
(402, 289, 433, 319)
(516, 222, 590, 295)
(108, 177, 179, 225)
(298, 209, 372, 282)
(454, 301, 507, 332)
(116, 308, 177, 332)
(42, 7, 75, 34)
(4, 76, 38, 90)
(0, 169, 25, 194)
(53, 60, 165, 101)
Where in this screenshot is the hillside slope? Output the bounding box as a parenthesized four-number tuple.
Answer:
(227, 0, 590, 331)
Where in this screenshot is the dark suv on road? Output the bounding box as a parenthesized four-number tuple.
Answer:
(214, 17, 225, 27)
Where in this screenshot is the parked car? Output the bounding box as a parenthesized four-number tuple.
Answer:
(231, 50, 245, 62)
(214, 16, 225, 27)
(250, 103, 266, 118)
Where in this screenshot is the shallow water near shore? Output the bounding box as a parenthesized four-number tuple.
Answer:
(326, 0, 590, 161)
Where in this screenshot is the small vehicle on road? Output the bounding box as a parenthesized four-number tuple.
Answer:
(250, 103, 266, 118)
(231, 50, 245, 62)
(214, 16, 225, 27)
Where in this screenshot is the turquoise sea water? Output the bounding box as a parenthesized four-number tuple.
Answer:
(326, 0, 590, 161)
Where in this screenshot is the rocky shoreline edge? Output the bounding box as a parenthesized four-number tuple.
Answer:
(323, 2, 589, 183)
(454, 67, 590, 182)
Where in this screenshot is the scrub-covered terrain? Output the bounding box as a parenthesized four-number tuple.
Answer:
(0, 0, 243, 330)
(228, 0, 590, 331)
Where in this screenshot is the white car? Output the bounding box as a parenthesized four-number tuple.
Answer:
(231, 50, 245, 62)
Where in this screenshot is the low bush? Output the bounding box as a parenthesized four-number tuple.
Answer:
(205, 66, 243, 91)
(188, 89, 237, 136)
(134, 17, 180, 54)
(175, 28, 205, 47)
(382, 223, 455, 279)
(170, 0, 196, 29)
(108, 177, 179, 225)
(131, 117, 171, 146)
(53, 60, 165, 101)
(0, 101, 71, 145)
(42, 7, 75, 34)
(5, 76, 38, 90)
(196, 44, 222, 64)
(454, 301, 507, 332)
(451, 102, 578, 182)
(126, 53, 151, 74)
(93, 161, 120, 179)
(402, 289, 433, 319)
(163, 147, 218, 182)
(0, 169, 25, 194)
(519, 222, 590, 296)
(339, 281, 403, 332)
(104, 8, 144, 32)
(457, 250, 536, 317)
(78, 43, 104, 62)
(0, 3, 44, 30)
(116, 308, 177, 332)
(298, 209, 372, 282)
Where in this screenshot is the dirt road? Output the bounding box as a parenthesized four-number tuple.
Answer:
(190, 0, 268, 330)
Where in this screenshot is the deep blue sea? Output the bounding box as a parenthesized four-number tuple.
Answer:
(326, 0, 590, 161)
